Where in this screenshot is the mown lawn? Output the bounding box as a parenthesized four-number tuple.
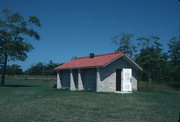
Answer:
(0, 80, 179, 122)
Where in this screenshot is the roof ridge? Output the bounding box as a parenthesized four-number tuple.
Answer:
(73, 51, 125, 60)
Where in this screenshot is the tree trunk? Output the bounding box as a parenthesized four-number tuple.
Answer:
(0, 54, 8, 86)
(148, 72, 152, 83)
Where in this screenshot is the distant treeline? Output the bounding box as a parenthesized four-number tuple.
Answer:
(1, 61, 62, 76)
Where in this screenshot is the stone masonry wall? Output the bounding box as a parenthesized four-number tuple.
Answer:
(98, 56, 138, 92)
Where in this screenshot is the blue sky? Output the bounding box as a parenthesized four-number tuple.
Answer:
(1, 0, 180, 70)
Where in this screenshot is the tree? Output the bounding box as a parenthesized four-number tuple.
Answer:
(111, 33, 136, 58)
(136, 35, 168, 83)
(25, 62, 44, 75)
(6, 64, 23, 75)
(45, 60, 61, 75)
(0, 8, 41, 85)
(168, 37, 180, 65)
(168, 35, 180, 82)
(24, 61, 61, 76)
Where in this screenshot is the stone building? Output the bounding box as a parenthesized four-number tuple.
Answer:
(55, 52, 142, 93)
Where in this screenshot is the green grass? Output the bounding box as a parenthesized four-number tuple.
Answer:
(138, 81, 180, 93)
(0, 80, 180, 122)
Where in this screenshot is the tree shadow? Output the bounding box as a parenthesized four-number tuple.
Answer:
(1, 85, 40, 87)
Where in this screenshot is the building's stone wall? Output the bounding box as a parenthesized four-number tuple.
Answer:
(57, 72, 61, 89)
(98, 56, 138, 92)
(98, 66, 116, 92)
(131, 76, 137, 91)
(78, 69, 84, 90)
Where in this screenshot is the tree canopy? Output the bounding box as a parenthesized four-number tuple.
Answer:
(24, 61, 61, 76)
(111, 33, 136, 58)
(112, 31, 180, 84)
(135, 35, 167, 83)
(167, 34, 180, 82)
(0, 8, 41, 85)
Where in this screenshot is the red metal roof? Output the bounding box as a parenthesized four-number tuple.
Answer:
(55, 52, 125, 70)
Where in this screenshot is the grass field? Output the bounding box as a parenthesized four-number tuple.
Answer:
(0, 80, 180, 122)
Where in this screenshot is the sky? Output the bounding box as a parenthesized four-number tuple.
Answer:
(1, 0, 180, 70)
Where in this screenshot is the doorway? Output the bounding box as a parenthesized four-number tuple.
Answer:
(116, 69, 122, 91)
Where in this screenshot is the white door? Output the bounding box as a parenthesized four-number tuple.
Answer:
(121, 68, 132, 92)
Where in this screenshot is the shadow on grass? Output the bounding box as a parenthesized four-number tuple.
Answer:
(1, 85, 40, 87)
